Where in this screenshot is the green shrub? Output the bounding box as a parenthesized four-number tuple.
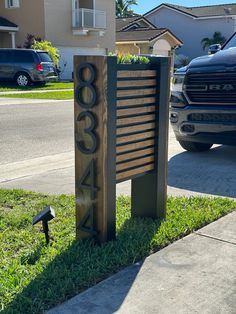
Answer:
(109, 53, 150, 64)
(32, 40, 60, 66)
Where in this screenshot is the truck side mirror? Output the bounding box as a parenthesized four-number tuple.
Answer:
(208, 44, 221, 55)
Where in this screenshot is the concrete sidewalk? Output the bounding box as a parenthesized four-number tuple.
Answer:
(0, 89, 73, 95)
(0, 97, 71, 105)
(47, 212, 236, 314)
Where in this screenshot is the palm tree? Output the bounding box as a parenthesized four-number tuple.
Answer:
(201, 32, 226, 50)
(116, 0, 138, 17)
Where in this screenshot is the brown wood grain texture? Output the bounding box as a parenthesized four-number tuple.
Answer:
(74, 56, 114, 242)
(117, 105, 156, 117)
(117, 78, 156, 88)
(117, 70, 156, 78)
(116, 155, 155, 172)
(116, 138, 155, 154)
(116, 130, 155, 145)
(117, 96, 156, 107)
(116, 121, 156, 136)
(117, 87, 156, 98)
(116, 147, 155, 163)
(116, 164, 154, 182)
(117, 113, 156, 126)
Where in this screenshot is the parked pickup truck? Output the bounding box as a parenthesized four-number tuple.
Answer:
(170, 32, 236, 152)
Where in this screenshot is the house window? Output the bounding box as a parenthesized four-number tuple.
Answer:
(5, 0, 20, 8)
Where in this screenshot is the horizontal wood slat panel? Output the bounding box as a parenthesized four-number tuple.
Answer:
(116, 147, 155, 163)
(116, 164, 154, 182)
(116, 156, 155, 172)
(117, 130, 155, 145)
(117, 106, 156, 117)
(117, 96, 157, 107)
(117, 114, 156, 126)
(116, 122, 156, 136)
(117, 79, 157, 88)
(116, 138, 155, 154)
(117, 88, 156, 98)
(117, 70, 157, 78)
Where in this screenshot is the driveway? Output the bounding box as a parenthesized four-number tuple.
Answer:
(168, 131, 236, 198)
(0, 98, 236, 198)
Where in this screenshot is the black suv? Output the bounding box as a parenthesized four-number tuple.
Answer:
(170, 32, 236, 152)
(0, 49, 58, 86)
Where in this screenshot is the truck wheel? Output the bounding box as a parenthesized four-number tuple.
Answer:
(179, 140, 213, 152)
(15, 72, 31, 87)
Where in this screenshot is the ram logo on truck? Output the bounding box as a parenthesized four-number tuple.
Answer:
(208, 84, 236, 91)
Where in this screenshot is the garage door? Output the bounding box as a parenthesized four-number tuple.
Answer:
(57, 47, 106, 80)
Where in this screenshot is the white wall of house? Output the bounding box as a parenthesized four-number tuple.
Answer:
(152, 39, 171, 56)
(146, 7, 235, 60)
(44, 0, 115, 50)
(58, 46, 106, 80)
(44, 0, 115, 80)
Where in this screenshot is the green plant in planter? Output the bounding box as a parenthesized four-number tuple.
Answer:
(109, 52, 150, 64)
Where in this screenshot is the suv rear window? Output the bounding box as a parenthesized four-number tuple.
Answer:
(13, 51, 34, 63)
(38, 52, 52, 63)
(0, 51, 9, 63)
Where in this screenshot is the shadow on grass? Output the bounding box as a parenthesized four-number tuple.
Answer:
(3, 217, 160, 314)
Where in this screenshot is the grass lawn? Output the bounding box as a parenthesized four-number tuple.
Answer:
(0, 90, 73, 100)
(0, 82, 73, 92)
(0, 189, 235, 314)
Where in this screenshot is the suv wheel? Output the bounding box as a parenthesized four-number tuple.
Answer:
(15, 73, 31, 87)
(179, 140, 213, 152)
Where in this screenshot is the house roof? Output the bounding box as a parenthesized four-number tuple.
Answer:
(116, 16, 156, 32)
(116, 17, 140, 31)
(116, 16, 183, 46)
(116, 28, 183, 46)
(0, 16, 18, 28)
(145, 3, 236, 18)
(116, 28, 167, 42)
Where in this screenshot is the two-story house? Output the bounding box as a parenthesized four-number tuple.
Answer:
(144, 3, 236, 60)
(0, 0, 115, 79)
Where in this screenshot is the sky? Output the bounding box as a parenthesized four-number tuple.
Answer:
(132, 0, 235, 15)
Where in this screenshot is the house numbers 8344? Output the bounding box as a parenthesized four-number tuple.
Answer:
(75, 63, 99, 236)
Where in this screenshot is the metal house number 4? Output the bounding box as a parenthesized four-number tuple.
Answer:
(75, 63, 99, 236)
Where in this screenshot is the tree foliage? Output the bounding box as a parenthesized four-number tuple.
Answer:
(201, 32, 226, 50)
(32, 40, 60, 65)
(116, 0, 138, 17)
(175, 54, 189, 68)
(23, 33, 42, 49)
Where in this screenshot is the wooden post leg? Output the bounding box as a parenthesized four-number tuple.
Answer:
(74, 56, 117, 243)
(131, 173, 165, 219)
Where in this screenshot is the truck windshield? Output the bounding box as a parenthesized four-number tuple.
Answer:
(223, 33, 236, 50)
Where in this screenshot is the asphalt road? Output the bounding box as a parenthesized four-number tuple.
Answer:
(0, 99, 74, 164)
(1, 98, 236, 198)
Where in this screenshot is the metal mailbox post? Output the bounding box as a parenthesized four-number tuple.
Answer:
(74, 56, 171, 243)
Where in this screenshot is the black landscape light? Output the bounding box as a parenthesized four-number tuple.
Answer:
(32, 206, 55, 245)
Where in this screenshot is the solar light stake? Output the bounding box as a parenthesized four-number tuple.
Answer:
(32, 206, 55, 245)
(42, 220, 50, 245)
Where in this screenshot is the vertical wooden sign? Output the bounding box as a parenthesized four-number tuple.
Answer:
(74, 56, 117, 243)
(74, 55, 170, 243)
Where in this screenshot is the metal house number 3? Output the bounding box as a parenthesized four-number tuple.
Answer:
(76, 63, 98, 236)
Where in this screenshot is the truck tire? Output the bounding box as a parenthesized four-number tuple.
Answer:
(179, 140, 213, 152)
(15, 72, 31, 87)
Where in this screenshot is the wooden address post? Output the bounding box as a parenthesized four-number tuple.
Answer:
(74, 55, 171, 243)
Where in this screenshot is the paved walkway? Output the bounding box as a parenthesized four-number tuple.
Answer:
(47, 211, 236, 314)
